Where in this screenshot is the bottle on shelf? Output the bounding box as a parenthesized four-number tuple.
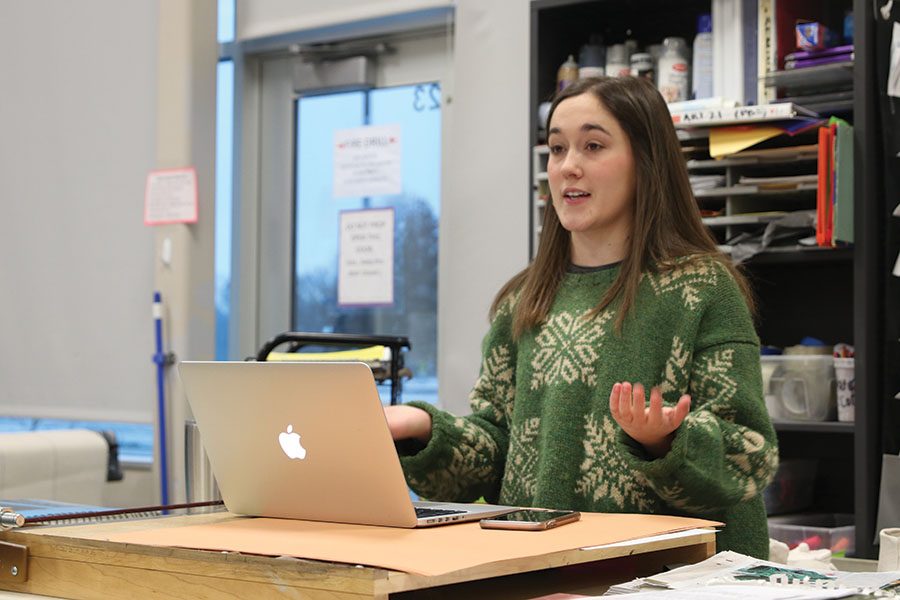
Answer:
(605, 44, 630, 78)
(657, 37, 690, 102)
(557, 54, 579, 91)
(647, 43, 664, 85)
(692, 13, 714, 99)
(578, 34, 606, 78)
(623, 37, 639, 61)
(630, 52, 654, 81)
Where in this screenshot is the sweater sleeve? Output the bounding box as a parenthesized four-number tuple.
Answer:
(398, 300, 517, 503)
(618, 270, 779, 514)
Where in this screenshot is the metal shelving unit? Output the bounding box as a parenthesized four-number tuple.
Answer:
(529, 0, 887, 558)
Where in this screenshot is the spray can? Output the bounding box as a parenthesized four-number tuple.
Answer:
(557, 54, 579, 91)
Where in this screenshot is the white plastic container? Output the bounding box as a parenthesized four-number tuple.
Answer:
(768, 513, 855, 556)
(630, 52, 654, 80)
(657, 37, 690, 102)
(761, 355, 836, 421)
(605, 44, 631, 78)
(692, 14, 713, 99)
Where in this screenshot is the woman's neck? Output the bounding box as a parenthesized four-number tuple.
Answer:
(569, 230, 629, 268)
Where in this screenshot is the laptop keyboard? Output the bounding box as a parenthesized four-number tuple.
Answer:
(414, 507, 466, 518)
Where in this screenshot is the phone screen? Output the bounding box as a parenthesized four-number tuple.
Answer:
(488, 509, 575, 523)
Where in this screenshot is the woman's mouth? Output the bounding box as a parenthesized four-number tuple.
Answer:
(563, 189, 591, 204)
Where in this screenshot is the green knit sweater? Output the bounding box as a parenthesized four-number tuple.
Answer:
(400, 258, 779, 559)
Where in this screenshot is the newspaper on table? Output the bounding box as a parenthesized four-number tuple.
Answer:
(602, 551, 900, 598)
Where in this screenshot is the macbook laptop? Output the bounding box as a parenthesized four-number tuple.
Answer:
(178, 361, 516, 527)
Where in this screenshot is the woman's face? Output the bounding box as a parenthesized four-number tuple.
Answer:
(546, 93, 636, 247)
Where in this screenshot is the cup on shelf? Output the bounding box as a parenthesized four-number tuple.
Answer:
(834, 357, 855, 422)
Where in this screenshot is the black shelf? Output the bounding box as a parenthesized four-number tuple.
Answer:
(773, 420, 855, 433)
(745, 246, 854, 265)
(763, 62, 855, 92)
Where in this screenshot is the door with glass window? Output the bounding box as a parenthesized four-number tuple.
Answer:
(293, 84, 441, 403)
(251, 31, 448, 406)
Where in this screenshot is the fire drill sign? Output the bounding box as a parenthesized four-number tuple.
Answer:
(333, 124, 402, 199)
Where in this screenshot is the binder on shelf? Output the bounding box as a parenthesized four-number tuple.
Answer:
(816, 123, 835, 246)
(671, 103, 817, 128)
(742, 0, 759, 106)
(832, 119, 854, 244)
(814, 118, 853, 247)
(757, 0, 777, 103)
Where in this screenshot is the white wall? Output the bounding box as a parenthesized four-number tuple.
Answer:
(0, 0, 531, 512)
(237, 0, 452, 40)
(0, 1, 158, 422)
(438, 1, 530, 413)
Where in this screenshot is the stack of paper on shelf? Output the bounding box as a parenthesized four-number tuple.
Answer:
(706, 119, 823, 158)
(785, 45, 854, 70)
(690, 174, 726, 193)
(670, 102, 817, 129)
(738, 174, 817, 190)
(670, 102, 824, 158)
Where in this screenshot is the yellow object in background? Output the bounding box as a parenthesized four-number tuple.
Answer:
(267, 345, 388, 362)
(709, 125, 783, 158)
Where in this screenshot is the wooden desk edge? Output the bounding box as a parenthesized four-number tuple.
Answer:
(378, 529, 716, 594)
(0, 517, 715, 599)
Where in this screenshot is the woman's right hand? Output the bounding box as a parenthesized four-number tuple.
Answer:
(384, 404, 433, 444)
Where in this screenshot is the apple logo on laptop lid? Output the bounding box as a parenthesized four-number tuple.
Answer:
(278, 424, 307, 460)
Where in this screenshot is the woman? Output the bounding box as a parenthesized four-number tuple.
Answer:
(385, 76, 778, 558)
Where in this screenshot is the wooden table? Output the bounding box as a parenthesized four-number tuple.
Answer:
(0, 512, 716, 599)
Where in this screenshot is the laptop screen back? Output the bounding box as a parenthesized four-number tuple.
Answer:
(178, 361, 418, 527)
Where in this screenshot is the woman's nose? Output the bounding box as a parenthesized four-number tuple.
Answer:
(561, 152, 582, 178)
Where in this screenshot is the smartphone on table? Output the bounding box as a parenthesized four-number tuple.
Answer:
(479, 509, 581, 531)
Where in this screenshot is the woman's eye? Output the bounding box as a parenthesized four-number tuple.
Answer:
(549, 144, 565, 155)
(586, 142, 604, 151)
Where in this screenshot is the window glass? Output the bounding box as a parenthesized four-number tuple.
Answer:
(0, 417, 153, 464)
(215, 59, 235, 359)
(217, 0, 235, 44)
(293, 84, 441, 404)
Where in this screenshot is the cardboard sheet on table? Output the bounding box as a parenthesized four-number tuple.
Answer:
(107, 512, 720, 577)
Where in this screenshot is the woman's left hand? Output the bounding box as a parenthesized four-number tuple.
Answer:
(609, 382, 691, 458)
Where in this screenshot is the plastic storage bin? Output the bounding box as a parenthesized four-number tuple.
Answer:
(761, 355, 836, 421)
(763, 459, 817, 515)
(768, 513, 855, 556)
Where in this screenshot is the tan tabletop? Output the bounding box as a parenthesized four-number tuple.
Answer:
(0, 512, 717, 599)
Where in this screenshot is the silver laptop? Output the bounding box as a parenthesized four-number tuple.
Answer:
(178, 361, 515, 527)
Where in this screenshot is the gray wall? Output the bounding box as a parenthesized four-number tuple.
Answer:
(0, 0, 158, 422)
(0, 0, 532, 510)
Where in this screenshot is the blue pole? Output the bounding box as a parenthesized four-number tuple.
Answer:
(152, 291, 170, 507)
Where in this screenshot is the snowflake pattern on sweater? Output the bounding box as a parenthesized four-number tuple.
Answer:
(529, 309, 613, 389)
(400, 258, 778, 559)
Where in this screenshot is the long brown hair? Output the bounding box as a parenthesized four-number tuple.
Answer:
(492, 76, 754, 337)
